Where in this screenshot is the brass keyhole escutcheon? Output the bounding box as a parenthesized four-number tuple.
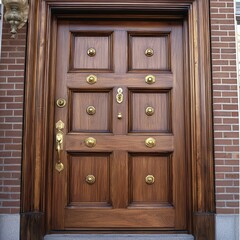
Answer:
(85, 137, 96, 148)
(56, 98, 66, 108)
(116, 88, 123, 104)
(86, 75, 97, 84)
(87, 48, 96, 57)
(145, 175, 155, 185)
(86, 106, 96, 115)
(145, 137, 156, 148)
(145, 48, 154, 57)
(145, 75, 155, 84)
(86, 175, 96, 184)
(146, 107, 155, 116)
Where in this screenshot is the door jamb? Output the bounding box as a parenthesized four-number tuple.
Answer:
(20, 1, 215, 240)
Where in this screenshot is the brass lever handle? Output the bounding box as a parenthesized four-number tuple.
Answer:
(55, 120, 64, 172)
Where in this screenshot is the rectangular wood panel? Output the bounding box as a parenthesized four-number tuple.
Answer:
(64, 209, 175, 228)
(129, 153, 172, 205)
(128, 32, 170, 71)
(68, 153, 111, 206)
(129, 90, 171, 133)
(69, 90, 112, 133)
(70, 32, 113, 71)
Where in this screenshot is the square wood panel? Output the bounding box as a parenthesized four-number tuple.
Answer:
(69, 90, 112, 133)
(129, 153, 172, 206)
(70, 32, 113, 71)
(129, 90, 171, 133)
(128, 32, 170, 72)
(68, 153, 111, 207)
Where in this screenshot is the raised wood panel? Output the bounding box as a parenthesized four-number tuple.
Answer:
(65, 209, 175, 228)
(65, 135, 174, 152)
(70, 90, 112, 133)
(129, 154, 172, 205)
(129, 90, 171, 133)
(68, 153, 111, 206)
(128, 32, 170, 72)
(70, 32, 113, 71)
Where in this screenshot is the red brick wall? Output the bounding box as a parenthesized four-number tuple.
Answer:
(0, 23, 26, 213)
(0, 0, 239, 215)
(210, 0, 239, 214)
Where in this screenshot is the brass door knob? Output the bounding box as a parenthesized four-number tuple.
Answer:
(56, 98, 66, 108)
(86, 106, 96, 115)
(86, 75, 97, 84)
(87, 48, 96, 57)
(146, 107, 155, 116)
(145, 137, 156, 148)
(86, 175, 96, 184)
(145, 75, 155, 84)
(145, 48, 154, 57)
(84, 137, 96, 148)
(145, 175, 155, 184)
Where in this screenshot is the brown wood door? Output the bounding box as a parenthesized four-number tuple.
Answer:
(52, 18, 186, 230)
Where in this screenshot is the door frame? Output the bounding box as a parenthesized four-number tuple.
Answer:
(20, 1, 215, 240)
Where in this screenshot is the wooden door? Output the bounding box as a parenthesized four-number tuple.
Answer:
(52, 18, 186, 230)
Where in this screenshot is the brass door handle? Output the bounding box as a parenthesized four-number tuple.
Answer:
(55, 120, 64, 172)
(86, 175, 96, 184)
(145, 175, 155, 184)
(85, 137, 96, 148)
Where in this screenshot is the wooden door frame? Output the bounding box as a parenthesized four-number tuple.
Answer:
(20, 1, 215, 239)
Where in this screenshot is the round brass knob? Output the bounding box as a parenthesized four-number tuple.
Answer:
(87, 48, 96, 57)
(85, 137, 96, 148)
(145, 75, 155, 84)
(56, 98, 66, 108)
(117, 112, 123, 119)
(146, 107, 155, 116)
(145, 175, 155, 185)
(86, 75, 97, 84)
(145, 48, 154, 57)
(145, 137, 156, 148)
(86, 106, 96, 115)
(86, 175, 96, 184)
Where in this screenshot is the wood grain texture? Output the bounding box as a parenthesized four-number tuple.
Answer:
(65, 209, 175, 228)
(129, 34, 170, 71)
(130, 154, 171, 203)
(70, 32, 113, 71)
(21, 1, 215, 239)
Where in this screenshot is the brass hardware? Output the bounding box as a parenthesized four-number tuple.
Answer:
(55, 162, 64, 173)
(55, 120, 64, 172)
(86, 106, 96, 115)
(87, 48, 96, 57)
(56, 98, 66, 108)
(146, 107, 155, 116)
(86, 175, 96, 184)
(145, 48, 154, 57)
(86, 75, 97, 84)
(117, 112, 123, 119)
(145, 175, 155, 185)
(85, 137, 96, 148)
(145, 137, 156, 148)
(116, 88, 123, 104)
(145, 75, 156, 84)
